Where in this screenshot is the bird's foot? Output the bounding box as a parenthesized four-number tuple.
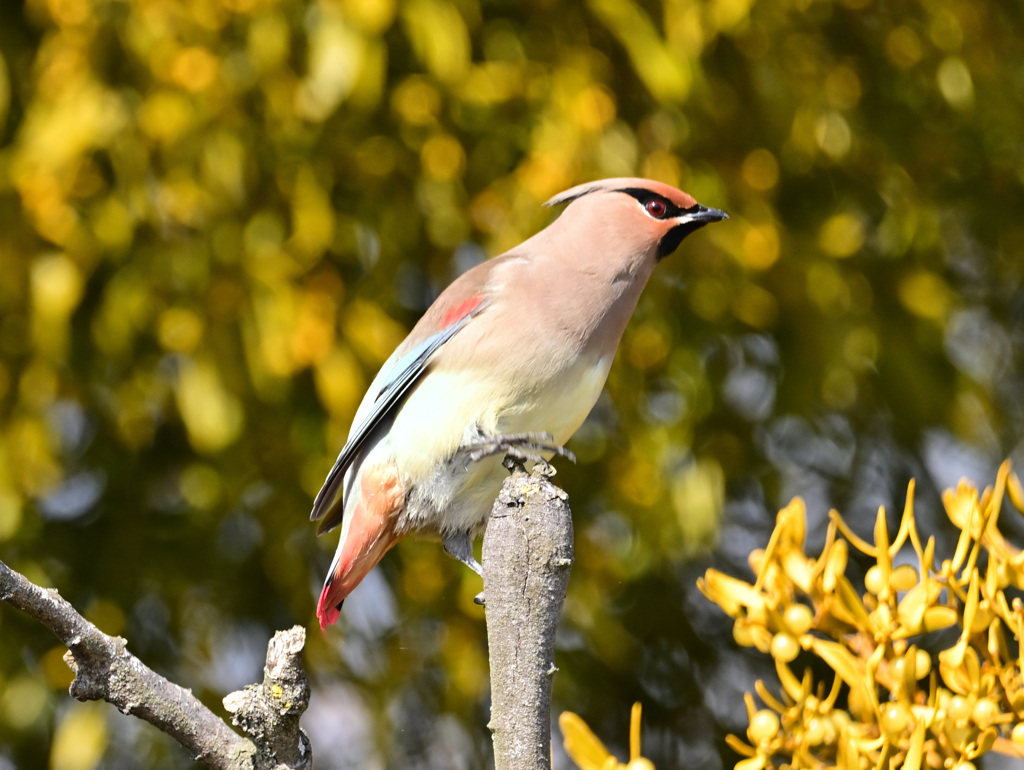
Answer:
(463, 432, 577, 472)
(442, 532, 481, 573)
(442, 530, 482, 576)
(443, 530, 485, 605)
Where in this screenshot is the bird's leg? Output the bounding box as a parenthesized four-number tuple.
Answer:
(463, 432, 577, 470)
(442, 530, 482, 576)
(442, 530, 486, 605)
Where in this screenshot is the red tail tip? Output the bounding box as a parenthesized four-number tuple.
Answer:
(317, 585, 341, 630)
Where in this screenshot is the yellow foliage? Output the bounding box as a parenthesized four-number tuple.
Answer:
(818, 213, 865, 259)
(343, 299, 408, 365)
(0, 488, 23, 541)
(937, 57, 974, 111)
(700, 461, 1024, 769)
(742, 149, 780, 192)
(421, 133, 466, 181)
(671, 458, 725, 553)
(741, 222, 781, 270)
(898, 269, 953, 322)
(314, 344, 365, 420)
(288, 166, 336, 262)
(174, 358, 245, 453)
(179, 463, 224, 510)
(0, 674, 48, 730)
(562, 702, 655, 770)
(49, 704, 107, 770)
(157, 307, 204, 353)
(401, 0, 470, 85)
(588, 0, 691, 103)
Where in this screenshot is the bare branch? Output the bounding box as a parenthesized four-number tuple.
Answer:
(483, 463, 574, 770)
(2, 461, 572, 770)
(224, 627, 312, 770)
(0, 558, 311, 770)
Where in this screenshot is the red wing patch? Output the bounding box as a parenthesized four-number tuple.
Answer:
(440, 295, 484, 330)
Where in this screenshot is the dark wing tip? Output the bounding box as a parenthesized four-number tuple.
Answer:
(315, 513, 342, 536)
(310, 461, 346, 531)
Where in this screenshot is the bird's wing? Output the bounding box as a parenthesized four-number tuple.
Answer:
(310, 294, 486, 531)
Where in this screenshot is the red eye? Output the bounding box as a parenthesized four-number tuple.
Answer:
(645, 199, 668, 218)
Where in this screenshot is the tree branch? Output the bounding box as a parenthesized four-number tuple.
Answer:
(3, 463, 574, 770)
(0, 559, 310, 770)
(223, 627, 312, 769)
(483, 462, 574, 770)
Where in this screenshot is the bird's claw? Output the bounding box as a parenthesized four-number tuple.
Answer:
(464, 432, 577, 472)
(474, 591, 486, 605)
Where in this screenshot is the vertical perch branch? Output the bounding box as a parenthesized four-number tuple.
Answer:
(483, 463, 574, 770)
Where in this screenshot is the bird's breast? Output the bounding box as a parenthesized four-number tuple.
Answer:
(494, 351, 613, 444)
(385, 350, 612, 503)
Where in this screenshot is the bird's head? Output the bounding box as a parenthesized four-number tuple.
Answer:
(545, 178, 728, 261)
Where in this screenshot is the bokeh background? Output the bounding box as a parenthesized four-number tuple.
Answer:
(1, 0, 1022, 767)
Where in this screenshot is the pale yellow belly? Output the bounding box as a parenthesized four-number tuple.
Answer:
(386, 352, 613, 533)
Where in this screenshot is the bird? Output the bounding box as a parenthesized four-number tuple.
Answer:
(310, 177, 727, 629)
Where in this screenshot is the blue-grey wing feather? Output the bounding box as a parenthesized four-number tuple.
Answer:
(310, 311, 476, 527)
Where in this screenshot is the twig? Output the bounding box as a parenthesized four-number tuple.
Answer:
(483, 461, 574, 770)
(0, 559, 311, 770)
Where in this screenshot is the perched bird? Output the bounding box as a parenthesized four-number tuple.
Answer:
(311, 178, 727, 628)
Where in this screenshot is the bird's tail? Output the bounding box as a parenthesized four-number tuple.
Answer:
(316, 528, 399, 629)
(316, 462, 405, 629)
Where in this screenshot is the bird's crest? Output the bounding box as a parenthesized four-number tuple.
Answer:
(544, 178, 698, 211)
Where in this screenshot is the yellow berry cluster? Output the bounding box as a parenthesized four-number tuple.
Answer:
(699, 460, 1024, 769)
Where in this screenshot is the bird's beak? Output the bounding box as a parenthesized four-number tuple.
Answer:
(657, 204, 729, 259)
(687, 205, 729, 224)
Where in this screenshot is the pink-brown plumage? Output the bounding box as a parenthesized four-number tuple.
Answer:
(311, 178, 726, 628)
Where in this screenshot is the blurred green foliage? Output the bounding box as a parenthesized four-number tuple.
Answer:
(0, 0, 1021, 767)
